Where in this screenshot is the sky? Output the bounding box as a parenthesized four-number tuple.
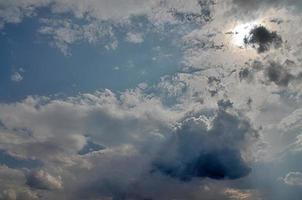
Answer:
(0, 0, 302, 199)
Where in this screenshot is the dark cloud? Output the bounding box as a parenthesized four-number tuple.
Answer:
(265, 62, 294, 86)
(170, 0, 215, 23)
(153, 148, 250, 181)
(208, 76, 221, 84)
(244, 25, 282, 53)
(152, 109, 256, 181)
(239, 60, 300, 87)
(217, 99, 233, 110)
(239, 68, 251, 81)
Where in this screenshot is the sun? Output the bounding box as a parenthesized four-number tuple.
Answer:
(232, 21, 259, 46)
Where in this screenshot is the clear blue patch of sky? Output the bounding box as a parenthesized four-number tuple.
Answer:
(0, 149, 42, 169)
(0, 12, 185, 102)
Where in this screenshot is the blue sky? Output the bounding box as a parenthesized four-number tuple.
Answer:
(0, 1, 302, 200)
(0, 15, 184, 102)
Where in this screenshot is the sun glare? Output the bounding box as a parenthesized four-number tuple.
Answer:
(232, 21, 259, 46)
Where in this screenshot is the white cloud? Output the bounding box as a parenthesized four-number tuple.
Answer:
(283, 172, 302, 186)
(0, 82, 260, 199)
(1, 0, 213, 55)
(0, 0, 51, 29)
(26, 170, 63, 190)
(126, 32, 144, 44)
(0, 89, 179, 166)
(38, 19, 117, 55)
(1, 1, 302, 199)
(11, 72, 23, 82)
(224, 188, 261, 200)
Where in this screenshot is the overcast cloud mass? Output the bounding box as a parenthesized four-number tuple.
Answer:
(0, 0, 302, 199)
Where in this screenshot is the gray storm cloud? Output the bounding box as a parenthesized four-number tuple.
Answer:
(244, 25, 282, 53)
(152, 107, 257, 181)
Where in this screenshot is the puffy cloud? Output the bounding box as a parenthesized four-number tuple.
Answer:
(2, 1, 302, 199)
(125, 32, 144, 44)
(265, 62, 294, 86)
(26, 170, 63, 190)
(152, 109, 257, 181)
(244, 25, 282, 53)
(0, 89, 179, 168)
(0, 166, 38, 200)
(0, 80, 263, 199)
(283, 172, 302, 186)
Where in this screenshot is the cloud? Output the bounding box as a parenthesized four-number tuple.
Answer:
(0, 81, 263, 199)
(239, 60, 302, 87)
(169, 0, 215, 24)
(265, 62, 294, 86)
(2, 1, 302, 198)
(26, 170, 63, 190)
(278, 108, 302, 132)
(0, 188, 38, 200)
(0, 89, 177, 168)
(0, 0, 50, 29)
(244, 25, 282, 53)
(224, 188, 260, 200)
(11, 72, 23, 82)
(152, 108, 257, 181)
(232, 0, 302, 13)
(283, 172, 302, 186)
(1, 0, 216, 55)
(38, 19, 117, 55)
(125, 32, 144, 44)
(0, 166, 38, 200)
(0, 0, 209, 29)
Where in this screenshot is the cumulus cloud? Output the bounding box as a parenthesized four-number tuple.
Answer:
(0, 80, 264, 199)
(1, 0, 302, 199)
(0, 166, 38, 200)
(152, 108, 257, 181)
(26, 170, 63, 190)
(0, 90, 177, 168)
